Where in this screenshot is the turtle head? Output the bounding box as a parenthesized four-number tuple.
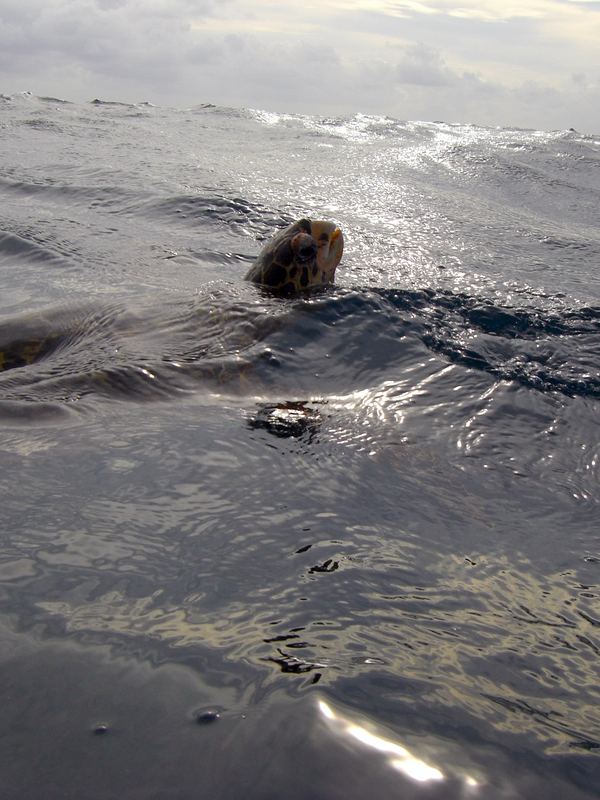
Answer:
(245, 218, 344, 294)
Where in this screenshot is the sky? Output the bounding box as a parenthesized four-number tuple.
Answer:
(1, 0, 600, 132)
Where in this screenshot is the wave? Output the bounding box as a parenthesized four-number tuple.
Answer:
(0, 229, 67, 266)
(1, 288, 598, 426)
(0, 91, 70, 104)
(37, 95, 72, 105)
(2, 93, 598, 139)
(90, 98, 136, 108)
(0, 181, 282, 255)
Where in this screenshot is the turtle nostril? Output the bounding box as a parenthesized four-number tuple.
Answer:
(298, 244, 317, 261)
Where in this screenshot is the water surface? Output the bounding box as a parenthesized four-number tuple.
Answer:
(1, 92, 599, 798)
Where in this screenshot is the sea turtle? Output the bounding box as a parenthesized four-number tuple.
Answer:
(245, 218, 343, 294)
(0, 219, 344, 383)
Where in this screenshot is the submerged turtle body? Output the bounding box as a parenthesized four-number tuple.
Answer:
(0, 220, 345, 386)
(244, 218, 344, 294)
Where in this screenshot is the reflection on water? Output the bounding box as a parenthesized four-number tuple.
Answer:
(5, 618, 591, 800)
(27, 506, 600, 754)
(318, 699, 448, 785)
(2, 382, 597, 761)
(1, 96, 600, 798)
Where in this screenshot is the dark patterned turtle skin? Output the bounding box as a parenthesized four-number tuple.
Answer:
(0, 310, 67, 373)
(244, 218, 344, 294)
(0, 339, 45, 371)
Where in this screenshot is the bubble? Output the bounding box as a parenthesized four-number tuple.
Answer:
(93, 723, 109, 735)
(194, 709, 220, 725)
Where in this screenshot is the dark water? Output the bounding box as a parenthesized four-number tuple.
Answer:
(1, 92, 599, 799)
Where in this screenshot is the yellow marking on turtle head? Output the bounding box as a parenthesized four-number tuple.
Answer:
(310, 220, 344, 284)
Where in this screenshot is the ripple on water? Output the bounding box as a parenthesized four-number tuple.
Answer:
(2, 99, 600, 798)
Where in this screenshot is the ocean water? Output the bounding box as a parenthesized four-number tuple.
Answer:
(1, 92, 599, 799)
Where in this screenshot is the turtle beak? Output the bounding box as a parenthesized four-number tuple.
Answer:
(311, 220, 344, 280)
(329, 227, 343, 262)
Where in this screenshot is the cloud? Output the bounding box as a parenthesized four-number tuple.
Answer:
(0, 0, 599, 131)
(393, 44, 453, 86)
(0, 0, 221, 81)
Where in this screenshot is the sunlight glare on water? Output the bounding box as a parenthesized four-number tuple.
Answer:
(0, 94, 599, 799)
(317, 698, 482, 789)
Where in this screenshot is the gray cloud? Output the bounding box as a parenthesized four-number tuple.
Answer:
(0, 0, 220, 81)
(393, 44, 453, 86)
(0, 0, 599, 132)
